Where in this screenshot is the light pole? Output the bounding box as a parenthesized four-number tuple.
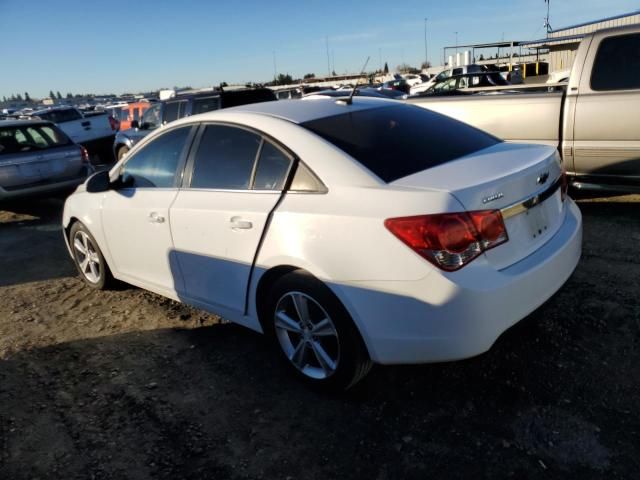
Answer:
(424, 17, 428, 68)
(272, 50, 277, 82)
(454, 31, 458, 53)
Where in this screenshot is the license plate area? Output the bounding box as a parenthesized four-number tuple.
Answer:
(525, 202, 550, 239)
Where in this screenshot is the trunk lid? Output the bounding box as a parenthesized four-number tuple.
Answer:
(391, 143, 565, 270)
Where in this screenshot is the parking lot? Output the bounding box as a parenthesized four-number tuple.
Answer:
(0, 195, 637, 479)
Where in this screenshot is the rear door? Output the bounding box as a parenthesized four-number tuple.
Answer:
(573, 31, 640, 178)
(170, 124, 293, 320)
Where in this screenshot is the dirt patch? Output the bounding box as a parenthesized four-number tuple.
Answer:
(0, 196, 639, 479)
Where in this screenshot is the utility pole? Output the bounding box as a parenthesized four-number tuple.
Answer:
(325, 36, 331, 77)
(378, 48, 382, 72)
(424, 17, 428, 67)
(454, 31, 458, 53)
(272, 50, 277, 82)
(544, 0, 552, 34)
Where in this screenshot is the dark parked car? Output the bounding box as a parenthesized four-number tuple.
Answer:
(412, 72, 510, 97)
(0, 120, 93, 200)
(113, 88, 277, 160)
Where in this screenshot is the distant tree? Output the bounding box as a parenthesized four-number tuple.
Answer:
(74, 94, 82, 98)
(219, 81, 229, 88)
(66, 92, 73, 99)
(479, 54, 485, 61)
(2, 96, 6, 102)
(276, 73, 293, 85)
(420, 61, 432, 69)
(49, 90, 56, 99)
(383, 62, 389, 74)
(10, 94, 16, 101)
(24, 92, 31, 102)
(16, 94, 23, 101)
(303, 73, 315, 79)
(56, 91, 62, 99)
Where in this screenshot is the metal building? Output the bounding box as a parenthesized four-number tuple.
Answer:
(522, 10, 640, 72)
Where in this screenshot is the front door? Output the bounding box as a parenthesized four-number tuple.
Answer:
(573, 32, 640, 179)
(170, 124, 293, 320)
(101, 125, 194, 297)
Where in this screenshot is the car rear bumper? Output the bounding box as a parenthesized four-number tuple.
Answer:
(334, 199, 582, 365)
(0, 166, 93, 201)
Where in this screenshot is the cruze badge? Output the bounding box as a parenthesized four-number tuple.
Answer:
(482, 192, 504, 204)
(537, 172, 550, 185)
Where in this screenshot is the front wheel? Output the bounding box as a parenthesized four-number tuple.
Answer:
(69, 222, 114, 290)
(265, 271, 372, 390)
(116, 145, 129, 161)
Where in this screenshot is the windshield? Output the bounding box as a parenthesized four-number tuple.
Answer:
(301, 104, 500, 183)
(0, 124, 72, 154)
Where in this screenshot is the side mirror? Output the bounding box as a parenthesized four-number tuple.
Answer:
(130, 119, 140, 129)
(85, 170, 111, 193)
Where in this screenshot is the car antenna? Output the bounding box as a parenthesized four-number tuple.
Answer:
(340, 56, 370, 105)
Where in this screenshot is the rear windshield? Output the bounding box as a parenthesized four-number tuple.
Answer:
(301, 104, 500, 182)
(0, 124, 72, 155)
(36, 109, 82, 123)
(220, 89, 277, 108)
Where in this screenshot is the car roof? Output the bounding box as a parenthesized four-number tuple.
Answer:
(220, 96, 396, 124)
(0, 119, 52, 128)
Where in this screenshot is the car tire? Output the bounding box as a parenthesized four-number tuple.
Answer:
(264, 270, 373, 391)
(69, 222, 114, 290)
(116, 145, 129, 161)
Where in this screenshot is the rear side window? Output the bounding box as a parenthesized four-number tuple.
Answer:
(591, 33, 640, 91)
(253, 141, 292, 190)
(192, 97, 221, 115)
(121, 126, 191, 188)
(0, 124, 71, 154)
(190, 125, 261, 190)
(301, 104, 500, 183)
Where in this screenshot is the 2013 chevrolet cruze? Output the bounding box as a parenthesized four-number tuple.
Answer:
(63, 97, 582, 390)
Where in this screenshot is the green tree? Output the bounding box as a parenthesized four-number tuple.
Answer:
(24, 92, 31, 102)
(66, 92, 73, 99)
(383, 62, 389, 74)
(420, 61, 432, 69)
(479, 54, 485, 61)
(56, 91, 62, 99)
(2, 96, 6, 102)
(303, 73, 315, 79)
(16, 94, 23, 101)
(276, 73, 293, 85)
(49, 90, 56, 99)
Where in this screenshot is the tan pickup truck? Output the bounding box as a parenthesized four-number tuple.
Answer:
(408, 25, 640, 194)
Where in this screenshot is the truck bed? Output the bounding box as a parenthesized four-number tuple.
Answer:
(406, 89, 564, 148)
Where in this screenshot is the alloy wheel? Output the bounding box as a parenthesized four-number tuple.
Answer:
(274, 292, 340, 379)
(73, 230, 101, 284)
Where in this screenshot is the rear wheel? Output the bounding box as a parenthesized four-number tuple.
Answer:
(265, 271, 372, 390)
(70, 222, 114, 290)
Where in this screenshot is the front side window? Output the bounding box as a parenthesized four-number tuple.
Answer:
(141, 104, 161, 129)
(190, 125, 261, 190)
(0, 125, 71, 154)
(163, 102, 180, 124)
(121, 126, 191, 188)
(591, 33, 640, 91)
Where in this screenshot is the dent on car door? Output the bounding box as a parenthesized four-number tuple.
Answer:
(169, 124, 293, 325)
(100, 125, 194, 296)
(574, 32, 640, 179)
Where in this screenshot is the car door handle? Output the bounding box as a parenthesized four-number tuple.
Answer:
(149, 212, 165, 224)
(230, 216, 252, 230)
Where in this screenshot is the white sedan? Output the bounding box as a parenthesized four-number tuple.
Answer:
(63, 97, 582, 390)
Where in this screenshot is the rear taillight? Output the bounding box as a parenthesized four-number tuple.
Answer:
(80, 146, 90, 164)
(108, 115, 119, 131)
(384, 210, 508, 271)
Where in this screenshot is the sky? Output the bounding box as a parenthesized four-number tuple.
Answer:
(0, 0, 638, 98)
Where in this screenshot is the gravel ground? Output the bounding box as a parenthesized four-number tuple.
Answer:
(0, 195, 638, 479)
